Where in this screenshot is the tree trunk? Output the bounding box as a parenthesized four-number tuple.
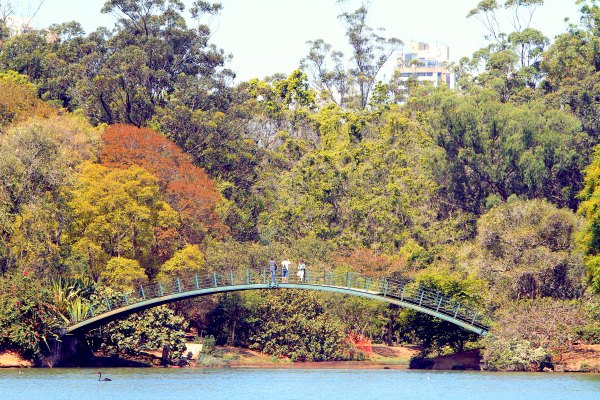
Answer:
(161, 345, 170, 367)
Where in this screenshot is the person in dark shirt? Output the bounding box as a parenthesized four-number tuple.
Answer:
(269, 258, 277, 287)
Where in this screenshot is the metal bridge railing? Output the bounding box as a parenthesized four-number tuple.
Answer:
(78, 268, 488, 331)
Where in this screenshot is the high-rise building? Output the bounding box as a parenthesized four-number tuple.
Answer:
(396, 42, 455, 89)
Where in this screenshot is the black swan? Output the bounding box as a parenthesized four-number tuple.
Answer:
(96, 371, 112, 381)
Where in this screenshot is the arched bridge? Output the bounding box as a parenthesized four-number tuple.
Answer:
(67, 269, 489, 336)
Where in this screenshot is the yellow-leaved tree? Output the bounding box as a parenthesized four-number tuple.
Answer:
(101, 257, 147, 291)
(67, 162, 181, 281)
(578, 146, 600, 293)
(157, 244, 206, 281)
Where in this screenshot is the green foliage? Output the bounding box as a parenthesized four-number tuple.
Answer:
(575, 297, 600, 344)
(0, 72, 53, 129)
(582, 255, 600, 293)
(326, 295, 389, 341)
(0, 84, 102, 280)
(272, 69, 316, 108)
(0, 115, 100, 277)
(50, 277, 93, 324)
(483, 298, 587, 370)
(470, 199, 585, 302)
(396, 310, 479, 357)
(205, 293, 253, 346)
(204, 238, 284, 272)
(66, 297, 91, 325)
(0, 0, 230, 125)
(414, 267, 488, 307)
(483, 337, 550, 371)
(394, 267, 486, 356)
(416, 90, 587, 214)
(90, 299, 188, 361)
(66, 238, 110, 282)
(268, 106, 439, 252)
(542, 2, 600, 140)
(0, 276, 63, 360)
(396, 239, 429, 272)
(249, 290, 351, 361)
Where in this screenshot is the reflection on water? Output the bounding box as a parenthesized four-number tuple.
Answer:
(0, 368, 599, 400)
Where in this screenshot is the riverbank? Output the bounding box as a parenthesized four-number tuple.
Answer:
(136, 344, 419, 369)
(2, 343, 599, 372)
(0, 351, 33, 368)
(221, 344, 419, 369)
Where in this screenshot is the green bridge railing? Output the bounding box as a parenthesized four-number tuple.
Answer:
(69, 268, 489, 334)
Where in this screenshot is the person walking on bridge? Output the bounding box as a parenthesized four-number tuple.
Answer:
(269, 257, 277, 287)
(281, 258, 290, 283)
(297, 261, 306, 283)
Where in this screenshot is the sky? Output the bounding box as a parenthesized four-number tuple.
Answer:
(15, 0, 584, 82)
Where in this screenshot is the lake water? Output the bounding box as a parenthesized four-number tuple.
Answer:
(0, 368, 599, 400)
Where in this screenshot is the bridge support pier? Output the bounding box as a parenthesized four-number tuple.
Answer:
(43, 334, 94, 367)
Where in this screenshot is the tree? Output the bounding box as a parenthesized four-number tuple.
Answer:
(301, 39, 351, 108)
(463, 0, 549, 100)
(205, 292, 253, 346)
(412, 88, 587, 214)
(301, 2, 402, 109)
(0, 72, 54, 130)
(157, 244, 206, 281)
(67, 163, 181, 279)
(0, 31, 49, 82)
(0, 91, 100, 277)
(542, 1, 600, 141)
(0, 20, 92, 109)
(467, 0, 545, 44)
(338, 3, 402, 109)
(267, 104, 459, 252)
(243, 70, 317, 149)
(469, 199, 585, 302)
(0, 1, 14, 40)
(577, 145, 600, 293)
(249, 290, 351, 361)
(89, 290, 188, 362)
(100, 124, 226, 242)
(153, 97, 262, 241)
(395, 266, 486, 356)
(71, 0, 230, 126)
(0, 122, 66, 275)
(101, 257, 147, 290)
(327, 295, 388, 341)
(0, 274, 63, 361)
(482, 298, 586, 370)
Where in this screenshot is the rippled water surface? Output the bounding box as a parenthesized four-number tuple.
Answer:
(0, 368, 599, 400)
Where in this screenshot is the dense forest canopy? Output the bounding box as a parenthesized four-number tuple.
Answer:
(0, 0, 599, 371)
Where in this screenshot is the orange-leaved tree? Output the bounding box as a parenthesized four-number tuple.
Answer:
(100, 124, 227, 243)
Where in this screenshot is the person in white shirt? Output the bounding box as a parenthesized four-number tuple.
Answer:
(281, 259, 291, 283)
(297, 261, 306, 283)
